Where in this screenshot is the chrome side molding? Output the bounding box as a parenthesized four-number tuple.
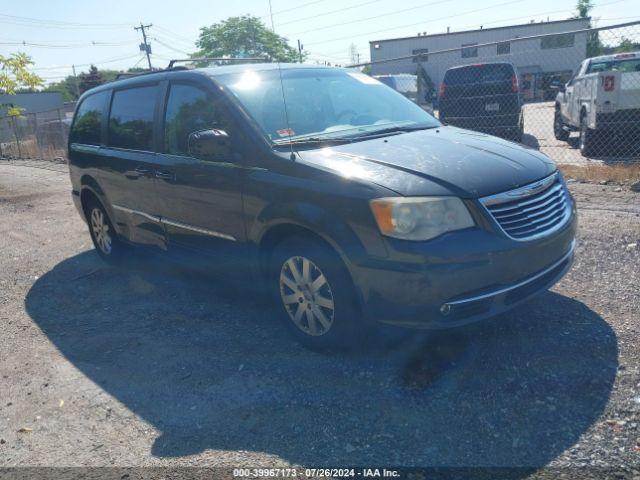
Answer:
(161, 217, 236, 241)
(112, 204, 236, 242)
(112, 204, 160, 223)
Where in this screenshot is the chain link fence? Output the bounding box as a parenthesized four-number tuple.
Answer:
(0, 106, 73, 164)
(1, 21, 639, 168)
(361, 20, 640, 165)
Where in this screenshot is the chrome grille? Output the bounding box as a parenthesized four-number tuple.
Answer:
(481, 173, 571, 241)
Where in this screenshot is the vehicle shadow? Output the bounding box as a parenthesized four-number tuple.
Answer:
(567, 135, 640, 160)
(520, 133, 540, 150)
(25, 250, 618, 470)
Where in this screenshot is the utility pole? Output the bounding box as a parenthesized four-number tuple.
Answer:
(71, 65, 80, 98)
(297, 39, 304, 63)
(134, 23, 153, 70)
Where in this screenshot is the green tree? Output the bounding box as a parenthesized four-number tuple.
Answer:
(614, 37, 640, 53)
(78, 65, 105, 93)
(573, 0, 603, 57)
(194, 15, 303, 63)
(46, 67, 149, 101)
(44, 76, 80, 102)
(0, 53, 43, 116)
(575, 0, 593, 18)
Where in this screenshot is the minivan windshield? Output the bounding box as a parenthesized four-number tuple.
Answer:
(216, 68, 440, 144)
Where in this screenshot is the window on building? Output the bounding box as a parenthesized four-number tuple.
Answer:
(69, 91, 108, 146)
(108, 85, 158, 151)
(497, 41, 511, 55)
(164, 84, 219, 156)
(461, 43, 478, 58)
(412, 48, 429, 63)
(541, 33, 575, 50)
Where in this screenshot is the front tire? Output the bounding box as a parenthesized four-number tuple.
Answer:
(554, 109, 569, 141)
(85, 199, 125, 264)
(270, 236, 360, 350)
(579, 113, 597, 157)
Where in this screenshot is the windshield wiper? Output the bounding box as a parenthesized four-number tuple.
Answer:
(349, 124, 438, 140)
(273, 136, 352, 147)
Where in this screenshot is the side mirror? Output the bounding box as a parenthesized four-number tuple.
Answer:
(188, 129, 232, 161)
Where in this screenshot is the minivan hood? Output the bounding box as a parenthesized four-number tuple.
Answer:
(298, 126, 556, 198)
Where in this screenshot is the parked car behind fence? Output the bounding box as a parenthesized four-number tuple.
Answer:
(553, 51, 640, 157)
(438, 62, 524, 142)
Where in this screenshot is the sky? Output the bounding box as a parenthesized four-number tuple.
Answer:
(1, 0, 639, 84)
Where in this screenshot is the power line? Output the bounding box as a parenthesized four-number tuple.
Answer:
(152, 37, 192, 55)
(271, 0, 327, 16)
(305, 0, 529, 46)
(449, 0, 632, 32)
(30, 53, 143, 72)
(275, 0, 383, 27)
(0, 39, 138, 49)
(287, 0, 456, 36)
(306, 0, 632, 53)
(153, 25, 196, 45)
(0, 12, 133, 29)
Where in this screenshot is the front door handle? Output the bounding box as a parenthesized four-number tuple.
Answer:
(125, 166, 152, 179)
(155, 169, 175, 180)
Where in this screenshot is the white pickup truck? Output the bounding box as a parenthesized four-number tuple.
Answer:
(553, 52, 640, 156)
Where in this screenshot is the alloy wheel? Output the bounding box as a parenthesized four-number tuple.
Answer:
(90, 207, 112, 255)
(279, 256, 335, 336)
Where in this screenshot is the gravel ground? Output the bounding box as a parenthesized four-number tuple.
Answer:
(0, 162, 639, 478)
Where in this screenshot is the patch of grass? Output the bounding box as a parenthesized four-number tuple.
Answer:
(558, 163, 640, 185)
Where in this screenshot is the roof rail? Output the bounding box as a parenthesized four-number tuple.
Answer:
(111, 65, 190, 81)
(167, 57, 270, 68)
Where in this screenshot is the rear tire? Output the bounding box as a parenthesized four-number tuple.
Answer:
(270, 236, 360, 351)
(85, 198, 126, 265)
(579, 113, 597, 157)
(554, 108, 569, 142)
(511, 115, 524, 143)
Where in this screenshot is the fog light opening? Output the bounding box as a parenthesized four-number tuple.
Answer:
(440, 304, 451, 316)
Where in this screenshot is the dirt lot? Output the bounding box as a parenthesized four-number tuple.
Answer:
(0, 162, 639, 476)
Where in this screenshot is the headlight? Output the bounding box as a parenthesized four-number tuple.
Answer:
(369, 197, 474, 241)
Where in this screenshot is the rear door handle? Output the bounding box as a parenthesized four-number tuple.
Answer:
(155, 169, 175, 180)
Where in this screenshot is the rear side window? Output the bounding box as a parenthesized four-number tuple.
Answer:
(164, 84, 219, 155)
(70, 91, 108, 145)
(108, 85, 158, 151)
(444, 64, 514, 85)
(587, 58, 640, 74)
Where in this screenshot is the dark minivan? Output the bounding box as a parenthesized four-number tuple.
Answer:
(68, 63, 576, 349)
(438, 62, 524, 142)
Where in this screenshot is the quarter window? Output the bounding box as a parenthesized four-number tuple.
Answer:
(108, 85, 158, 151)
(164, 84, 218, 155)
(70, 91, 108, 145)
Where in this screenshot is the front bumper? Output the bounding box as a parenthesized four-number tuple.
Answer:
(350, 201, 577, 329)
